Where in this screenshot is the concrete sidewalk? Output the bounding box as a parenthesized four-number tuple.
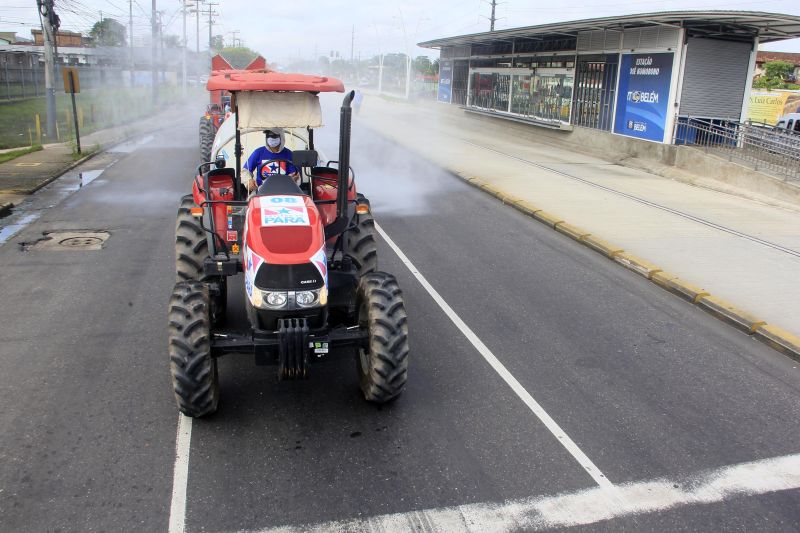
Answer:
(356, 95, 800, 353)
(0, 101, 201, 214)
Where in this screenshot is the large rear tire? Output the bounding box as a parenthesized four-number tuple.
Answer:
(345, 209, 378, 277)
(199, 117, 214, 164)
(168, 281, 219, 417)
(175, 194, 226, 324)
(356, 272, 409, 402)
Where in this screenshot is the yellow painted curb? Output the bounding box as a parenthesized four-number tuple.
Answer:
(659, 277, 710, 303)
(513, 200, 542, 217)
(554, 222, 592, 241)
(652, 271, 680, 288)
(754, 324, 800, 360)
(581, 235, 624, 258)
(613, 252, 662, 280)
(431, 157, 800, 363)
(696, 295, 767, 334)
(533, 210, 565, 228)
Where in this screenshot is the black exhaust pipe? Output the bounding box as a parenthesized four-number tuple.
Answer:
(324, 90, 355, 239)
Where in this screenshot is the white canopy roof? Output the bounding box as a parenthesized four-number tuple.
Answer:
(236, 91, 323, 129)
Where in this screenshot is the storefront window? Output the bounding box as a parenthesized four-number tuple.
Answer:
(468, 66, 574, 125)
(510, 74, 532, 115)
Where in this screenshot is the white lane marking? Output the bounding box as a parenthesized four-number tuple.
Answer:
(168, 414, 192, 533)
(253, 452, 800, 533)
(373, 223, 613, 490)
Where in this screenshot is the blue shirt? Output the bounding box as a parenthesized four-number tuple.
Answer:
(244, 146, 298, 185)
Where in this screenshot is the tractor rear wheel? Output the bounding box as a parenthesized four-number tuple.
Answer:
(356, 272, 409, 402)
(175, 194, 226, 324)
(345, 209, 378, 277)
(168, 281, 219, 417)
(199, 117, 214, 164)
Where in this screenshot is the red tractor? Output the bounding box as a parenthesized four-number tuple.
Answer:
(171, 71, 409, 417)
(199, 54, 268, 164)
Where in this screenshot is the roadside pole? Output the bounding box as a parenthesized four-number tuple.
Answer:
(62, 67, 81, 154)
(151, 0, 158, 105)
(181, 0, 187, 97)
(37, 0, 58, 140)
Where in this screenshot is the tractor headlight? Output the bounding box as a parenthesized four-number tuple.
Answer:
(254, 287, 327, 310)
(295, 291, 316, 307)
(264, 291, 288, 308)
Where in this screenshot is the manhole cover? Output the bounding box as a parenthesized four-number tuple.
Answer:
(59, 236, 104, 247)
(31, 231, 110, 251)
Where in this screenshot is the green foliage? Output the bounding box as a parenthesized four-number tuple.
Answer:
(210, 35, 224, 52)
(0, 145, 42, 164)
(89, 18, 127, 47)
(162, 35, 181, 48)
(754, 60, 798, 90)
(220, 47, 259, 69)
(764, 60, 794, 80)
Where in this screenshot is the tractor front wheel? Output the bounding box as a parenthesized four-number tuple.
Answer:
(345, 208, 378, 277)
(168, 281, 219, 417)
(356, 272, 409, 402)
(175, 194, 226, 324)
(199, 117, 214, 164)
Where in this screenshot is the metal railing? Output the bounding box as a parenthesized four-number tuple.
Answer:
(673, 117, 800, 182)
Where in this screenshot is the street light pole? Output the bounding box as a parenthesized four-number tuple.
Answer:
(181, 0, 187, 96)
(151, 0, 157, 104)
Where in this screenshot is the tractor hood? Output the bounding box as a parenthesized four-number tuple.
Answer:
(245, 194, 325, 266)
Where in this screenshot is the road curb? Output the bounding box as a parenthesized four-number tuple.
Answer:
(0, 201, 12, 218)
(754, 325, 800, 361)
(357, 120, 800, 361)
(457, 172, 800, 362)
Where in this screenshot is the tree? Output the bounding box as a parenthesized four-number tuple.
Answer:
(89, 18, 126, 47)
(413, 55, 432, 75)
(220, 46, 259, 69)
(753, 60, 797, 90)
(210, 35, 224, 52)
(162, 34, 180, 48)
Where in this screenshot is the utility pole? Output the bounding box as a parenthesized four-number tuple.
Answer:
(198, 1, 218, 72)
(230, 30, 240, 48)
(129, 0, 134, 86)
(350, 25, 354, 63)
(36, 0, 58, 139)
(490, 0, 497, 31)
(151, 0, 157, 104)
(195, 0, 200, 53)
(181, 0, 187, 95)
(204, 3, 218, 52)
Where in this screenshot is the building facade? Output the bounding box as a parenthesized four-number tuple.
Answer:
(422, 11, 800, 144)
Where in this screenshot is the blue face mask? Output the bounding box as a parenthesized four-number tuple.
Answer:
(266, 137, 281, 148)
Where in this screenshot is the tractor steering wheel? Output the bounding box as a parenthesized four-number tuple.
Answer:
(256, 158, 298, 181)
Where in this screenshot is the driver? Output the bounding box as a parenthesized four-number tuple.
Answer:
(242, 128, 299, 193)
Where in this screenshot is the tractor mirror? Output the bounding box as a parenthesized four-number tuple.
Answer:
(214, 155, 226, 169)
(292, 150, 319, 168)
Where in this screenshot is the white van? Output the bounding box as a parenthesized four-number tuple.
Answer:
(775, 113, 800, 134)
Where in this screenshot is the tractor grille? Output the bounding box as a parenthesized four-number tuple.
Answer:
(254, 262, 324, 290)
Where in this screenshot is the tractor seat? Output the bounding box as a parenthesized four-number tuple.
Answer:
(206, 167, 236, 179)
(256, 173, 306, 197)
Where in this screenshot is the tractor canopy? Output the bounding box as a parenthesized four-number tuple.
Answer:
(206, 72, 345, 130)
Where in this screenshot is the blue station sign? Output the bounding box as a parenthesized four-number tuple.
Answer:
(438, 59, 453, 103)
(613, 53, 674, 142)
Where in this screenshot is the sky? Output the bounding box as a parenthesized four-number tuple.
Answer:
(1, 0, 799, 63)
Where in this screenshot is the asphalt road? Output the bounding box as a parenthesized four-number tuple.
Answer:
(0, 106, 798, 532)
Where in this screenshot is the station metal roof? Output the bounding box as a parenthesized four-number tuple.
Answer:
(418, 11, 800, 48)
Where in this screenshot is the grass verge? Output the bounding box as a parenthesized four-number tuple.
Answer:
(0, 145, 43, 164)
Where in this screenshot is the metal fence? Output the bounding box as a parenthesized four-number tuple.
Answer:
(0, 64, 125, 101)
(673, 117, 800, 182)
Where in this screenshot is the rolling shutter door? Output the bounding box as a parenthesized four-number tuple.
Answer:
(679, 37, 752, 119)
